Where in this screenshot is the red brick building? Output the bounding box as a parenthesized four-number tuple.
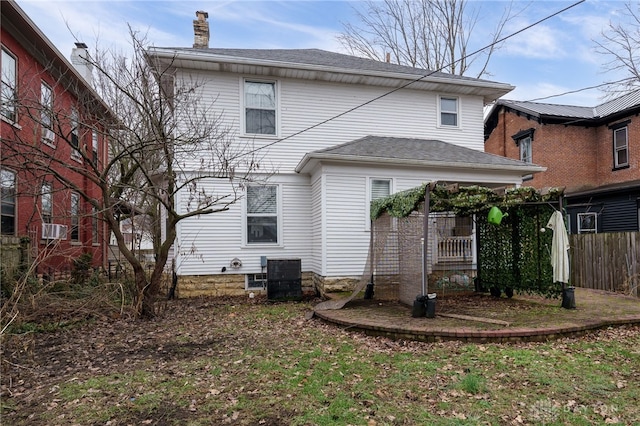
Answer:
(1, 0, 111, 276)
(485, 91, 640, 233)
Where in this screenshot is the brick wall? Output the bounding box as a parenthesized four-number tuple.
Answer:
(485, 108, 639, 192)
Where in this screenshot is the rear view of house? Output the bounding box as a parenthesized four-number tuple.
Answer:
(146, 12, 542, 297)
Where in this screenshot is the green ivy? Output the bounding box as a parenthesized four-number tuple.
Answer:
(371, 183, 564, 299)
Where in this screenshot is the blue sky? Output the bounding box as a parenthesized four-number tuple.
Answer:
(14, 0, 636, 106)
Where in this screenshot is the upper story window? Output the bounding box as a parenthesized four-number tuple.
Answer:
(612, 125, 629, 169)
(1, 48, 17, 122)
(512, 128, 535, 163)
(519, 136, 532, 163)
(42, 183, 52, 224)
(246, 184, 278, 244)
(92, 130, 99, 164)
(41, 81, 55, 144)
(439, 96, 458, 127)
(92, 206, 99, 244)
(71, 108, 80, 158)
(244, 80, 276, 135)
(1, 169, 16, 235)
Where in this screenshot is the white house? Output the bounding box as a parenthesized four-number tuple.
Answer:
(147, 12, 543, 297)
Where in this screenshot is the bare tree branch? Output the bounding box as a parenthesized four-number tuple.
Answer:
(337, 0, 520, 78)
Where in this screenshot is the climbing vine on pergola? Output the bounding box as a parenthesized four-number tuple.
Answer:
(371, 183, 565, 299)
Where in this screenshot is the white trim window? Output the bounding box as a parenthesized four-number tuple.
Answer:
(613, 126, 628, 168)
(246, 184, 278, 244)
(70, 192, 80, 241)
(41, 182, 52, 224)
(1, 48, 17, 122)
(41, 81, 54, 144)
(1, 168, 16, 235)
(246, 273, 267, 290)
(371, 179, 391, 201)
(70, 108, 81, 158)
(439, 96, 458, 127)
(244, 80, 276, 135)
(577, 212, 597, 234)
(367, 178, 391, 229)
(519, 136, 532, 163)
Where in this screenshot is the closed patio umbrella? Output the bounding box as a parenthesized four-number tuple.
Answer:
(546, 210, 574, 308)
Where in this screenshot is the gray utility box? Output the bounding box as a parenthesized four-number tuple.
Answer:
(267, 258, 302, 301)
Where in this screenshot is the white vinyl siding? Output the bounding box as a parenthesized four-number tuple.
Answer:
(175, 71, 485, 172)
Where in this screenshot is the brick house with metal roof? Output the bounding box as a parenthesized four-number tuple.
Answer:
(484, 91, 640, 234)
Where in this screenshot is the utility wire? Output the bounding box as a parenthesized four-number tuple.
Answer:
(525, 77, 637, 103)
(243, 0, 586, 156)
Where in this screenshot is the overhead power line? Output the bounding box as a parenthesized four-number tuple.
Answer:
(244, 0, 586, 157)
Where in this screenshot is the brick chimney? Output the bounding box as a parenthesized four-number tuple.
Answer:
(70, 42, 93, 85)
(193, 11, 209, 49)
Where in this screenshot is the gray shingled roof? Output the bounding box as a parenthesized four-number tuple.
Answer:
(174, 47, 502, 85)
(496, 89, 640, 119)
(297, 136, 543, 171)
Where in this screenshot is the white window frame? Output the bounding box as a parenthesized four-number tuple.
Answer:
(366, 178, 392, 230)
(519, 136, 532, 163)
(244, 184, 281, 246)
(577, 212, 597, 234)
(41, 182, 52, 224)
(613, 126, 628, 168)
(242, 79, 278, 137)
(1, 47, 17, 123)
(1, 168, 16, 235)
(92, 129, 99, 164)
(70, 107, 82, 159)
(41, 81, 55, 145)
(70, 192, 80, 241)
(438, 95, 459, 128)
(246, 273, 267, 290)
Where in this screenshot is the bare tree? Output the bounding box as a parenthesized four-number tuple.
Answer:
(594, 1, 640, 96)
(337, 0, 518, 78)
(2, 30, 260, 318)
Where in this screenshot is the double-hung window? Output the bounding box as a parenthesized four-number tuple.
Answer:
(519, 136, 532, 163)
(41, 81, 54, 144)
(1, 169, 16, 235)
(246, 185, 278, 244)
(1, 48, 17, 122)
(613, 125, 629, 169)
(439, 96, 458, 127)
(92, 130, 99, 164)
(244, 80, 276, 135)
(70, 192, 80, 241)
(42, 183, 52, 224)
(92, 206, 99, 244)
(70, 108, 80, 158)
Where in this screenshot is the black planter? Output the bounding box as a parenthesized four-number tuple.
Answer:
(562, 287, 576, 309)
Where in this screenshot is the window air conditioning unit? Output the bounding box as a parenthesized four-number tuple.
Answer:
(42, 223, 68, 240)
(43, 128, 55, 143)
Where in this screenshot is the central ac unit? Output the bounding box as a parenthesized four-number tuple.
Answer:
(42, 223, 68, 240)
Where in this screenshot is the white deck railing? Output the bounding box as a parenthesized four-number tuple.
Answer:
(436, 236, 474, 263)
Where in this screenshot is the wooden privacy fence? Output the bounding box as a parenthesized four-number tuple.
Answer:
(570, 232, 639, 297)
